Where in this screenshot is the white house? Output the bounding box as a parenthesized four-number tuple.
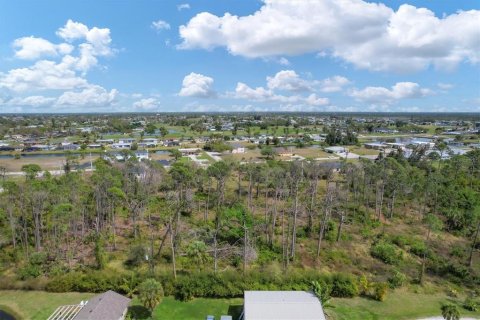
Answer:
(139, 138, 158, 148)
(324, 146, 348, 153)
(232, 147, 245, 154)
(240, 291, 326, 320)
(118, 138, 136, 144)
(112, 142, 132, 149)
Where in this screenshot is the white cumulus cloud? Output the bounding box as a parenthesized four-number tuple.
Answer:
(266, 70, 311, 92)
(179, 72, 217, 98)
(320, 76, 351, 93)
(13, 37, 73, 60)
(151, 20, 171, 31)
(177, 3, 190, 11)
(3, 95, 56, 108)
(0, 56, 88, 92)
(233, 82, 329, 106)
(178, 0, 480, 72)
(349, 82, 433, 105)
(0, 19, 119, 112)
(56, 85, 118, 107)
(56, 19, 114, 72)
(133, 98, 160, 110)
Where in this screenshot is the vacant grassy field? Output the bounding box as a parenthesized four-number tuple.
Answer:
(1, 289, 478, 320)
(349, 146, 381, 156)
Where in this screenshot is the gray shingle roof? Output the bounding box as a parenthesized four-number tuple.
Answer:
(73, 290, 131, 320)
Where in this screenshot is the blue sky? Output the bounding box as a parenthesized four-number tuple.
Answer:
(0, 0, 479, 113)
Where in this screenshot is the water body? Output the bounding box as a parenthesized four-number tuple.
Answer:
(0, 309, 16, 320)
(375, 137, 433, 144)
(157, 159, 171, 166)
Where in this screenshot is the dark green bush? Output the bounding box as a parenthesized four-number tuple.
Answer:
(46, 269, 363, 300)
(409, 241, 428, 257)
(18, 264, 42, 280)
(371, 242, 402, 265)
(463, 297, 478, 311)
(17, 252, 48, 280)
(46, 271, 125, 293)
(391, 235, 410, 248)
(331, 273, 359, 298)
(388, 270, 407, 289)
(125, 245, 147, 267)
(29, 252, 48, 265)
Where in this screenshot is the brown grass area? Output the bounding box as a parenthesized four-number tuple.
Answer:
(349, 146, 381, 156)
(0, 156, 96, 172)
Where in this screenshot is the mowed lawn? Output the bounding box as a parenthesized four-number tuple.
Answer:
(151, 297, 243, 320)
(0, 290, 94, 320)
(329, 289, 480, 320)
(0, 290, 479, 320)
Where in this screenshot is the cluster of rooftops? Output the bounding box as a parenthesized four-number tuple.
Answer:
(47, 290, 326, 320)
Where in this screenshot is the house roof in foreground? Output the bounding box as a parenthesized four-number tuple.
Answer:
(243, 291, 326, 320)
(73, 290, 131, 320)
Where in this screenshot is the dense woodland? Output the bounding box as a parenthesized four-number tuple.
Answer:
(0, 147, 479, 303)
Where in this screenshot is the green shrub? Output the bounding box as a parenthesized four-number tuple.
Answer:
(29, 252, 48, 265)
(18, 264, 42, 280)
(388, 270, 407, 289)
(256, 248, 280, 265)
(463, 297, 478, 311)
(450, 246, 466, 258)
(410, 241, 428, 257)
(371, 242, 402, 265)
(391, 235, 410, 248)
(46, 271, 125, 293)
(373, 282, 388, 301)
(331, 273, 359, 298)
(125, 245, 147, 267)
(94, 237, 107, 270)
(325, 221, 338, 242)
(17, 252, 48, 280)
(359, 275, 370, 296)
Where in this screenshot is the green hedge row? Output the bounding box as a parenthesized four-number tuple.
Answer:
(45, 270, 360, 301)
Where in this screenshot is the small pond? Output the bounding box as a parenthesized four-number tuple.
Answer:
(0, 309, 16, 320)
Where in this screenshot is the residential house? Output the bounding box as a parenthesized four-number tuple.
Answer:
(118, 138, 136, 144)
(97, 139, 115, 145)
(364, 142, 387, 150)
(139, 138, 158, 148)
(179, 148, 201, 156)
(240, 291, 326, 320)
(47, 290, 131, 320)
(324, 146, 348, 153)
(276, 147, 295, 157)
(112, 142, 132, 149)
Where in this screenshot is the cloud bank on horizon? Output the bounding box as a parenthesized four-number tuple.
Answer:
(0, 0, 479, 113)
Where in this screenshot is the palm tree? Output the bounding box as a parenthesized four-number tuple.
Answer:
(441, 303, 460, 320)
(311, 280, 333, 317)
(186, 240, 209, 269)
(138, 278, 164, 313)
